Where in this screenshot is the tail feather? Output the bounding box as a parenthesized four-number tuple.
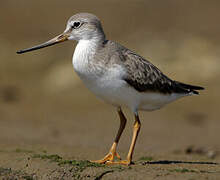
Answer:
(175, 81, 205, 95)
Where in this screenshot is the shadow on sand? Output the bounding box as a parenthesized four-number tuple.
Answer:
(142, 160, 219, 165)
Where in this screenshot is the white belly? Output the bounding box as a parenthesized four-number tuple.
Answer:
(87, 76, 186, 112)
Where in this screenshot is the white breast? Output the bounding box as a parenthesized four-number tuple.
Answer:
(72, 42, 134, 109)
(72, 40, 95, 76)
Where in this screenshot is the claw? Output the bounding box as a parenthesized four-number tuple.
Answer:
(90, 151, 121, 164)
(90, 151, 133, 166)
(91, 142, 122, 164)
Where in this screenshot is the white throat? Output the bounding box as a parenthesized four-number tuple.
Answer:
(72, 39, 98, 77)
(73, 40, 96, 60)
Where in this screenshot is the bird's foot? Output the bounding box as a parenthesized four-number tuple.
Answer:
(105, 159, 133, 165)
(90, 151, 121, 164)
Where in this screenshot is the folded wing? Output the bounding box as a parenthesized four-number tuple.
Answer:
(121, 50, 204, 94)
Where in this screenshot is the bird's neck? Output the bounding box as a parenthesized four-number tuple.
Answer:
(74, 36, 105, 59)
(74, 39, 98, 58)
(72, 38, 104, 76)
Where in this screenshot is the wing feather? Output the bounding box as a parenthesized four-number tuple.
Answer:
(121, 50, 204, 94)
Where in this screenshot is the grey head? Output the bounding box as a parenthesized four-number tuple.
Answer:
(67, 13, 105, 41)
(17, 13, 105, 54)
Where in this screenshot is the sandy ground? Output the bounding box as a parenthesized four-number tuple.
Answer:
(1, 0, 220, 179)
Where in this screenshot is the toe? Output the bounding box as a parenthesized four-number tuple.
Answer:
(105, 160, 131, 165)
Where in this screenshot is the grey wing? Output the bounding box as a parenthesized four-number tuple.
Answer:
(121, 50, 204, 94)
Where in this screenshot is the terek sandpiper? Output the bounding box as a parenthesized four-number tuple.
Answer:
(17, 13, 204, 165)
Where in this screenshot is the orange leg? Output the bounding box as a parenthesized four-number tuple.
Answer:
(106, 112, 141, 165)
(91, 107, 127, 164)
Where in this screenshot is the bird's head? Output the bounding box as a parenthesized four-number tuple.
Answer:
(17, 13, 105, 54)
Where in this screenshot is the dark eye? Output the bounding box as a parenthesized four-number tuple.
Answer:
(72, 21, 81, 29)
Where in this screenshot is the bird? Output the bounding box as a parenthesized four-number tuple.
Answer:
(17, 12, 204, 165)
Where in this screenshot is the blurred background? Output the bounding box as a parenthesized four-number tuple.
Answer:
(0, 0, 219, 159)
